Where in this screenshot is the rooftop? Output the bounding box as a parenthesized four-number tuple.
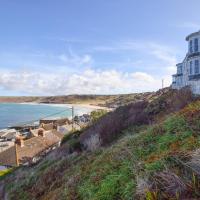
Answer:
(0, 129, 64, 166)
(186, 30, 200, 41)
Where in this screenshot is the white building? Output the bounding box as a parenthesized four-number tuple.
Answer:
(172, 30, 200, 94)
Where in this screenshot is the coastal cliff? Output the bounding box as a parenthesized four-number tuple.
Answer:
(2, 87, 200, 199)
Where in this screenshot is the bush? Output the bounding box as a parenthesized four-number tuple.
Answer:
(80, 101, 149, 150)
(90, 109, 108, 123)
(61, 130, 82, 145)
(80, 87, 194, 151)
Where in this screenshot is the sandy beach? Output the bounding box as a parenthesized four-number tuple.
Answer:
(19, 102, 112, 111)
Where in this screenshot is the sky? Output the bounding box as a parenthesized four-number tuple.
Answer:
(0, 0, 200, 96)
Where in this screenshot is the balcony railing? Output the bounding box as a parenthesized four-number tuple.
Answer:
(172, 73, 183, 77)
(188, 74, 200, 80)
(187, 52, 200, 60)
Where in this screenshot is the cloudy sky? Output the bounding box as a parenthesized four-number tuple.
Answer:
(0, 0, 200, 96)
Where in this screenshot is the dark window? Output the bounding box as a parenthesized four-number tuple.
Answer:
(190, 61, 193, 74)
(190, 40, 193, 53)
(195, 38, 199, 52)
(195, 60, 199, 74)
(178, 65, 182, 74)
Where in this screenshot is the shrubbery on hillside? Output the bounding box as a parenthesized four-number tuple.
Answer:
(4, 98, 200, 199)
(1, 87, 199, 200)
(80, 87, 194, 151)
(90, 109, 107, 123)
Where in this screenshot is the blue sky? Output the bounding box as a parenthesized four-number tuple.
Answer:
(0, 0, 200, 96)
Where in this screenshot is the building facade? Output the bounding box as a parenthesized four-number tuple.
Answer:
(172, 30, 200, 94)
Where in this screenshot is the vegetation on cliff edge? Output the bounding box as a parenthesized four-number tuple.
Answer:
(1, 88, 200, 200)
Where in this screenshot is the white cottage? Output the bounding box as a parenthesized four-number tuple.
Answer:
(172, 30, 200, 94)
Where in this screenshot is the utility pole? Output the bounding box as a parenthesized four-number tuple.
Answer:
(71, 106, 74, 131)
(162, 79, 164, 89)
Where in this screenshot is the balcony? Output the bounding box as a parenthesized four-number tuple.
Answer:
(188, 74, 200, 80)
(187, 52, 200, 60)
(173, 73, 183, 77)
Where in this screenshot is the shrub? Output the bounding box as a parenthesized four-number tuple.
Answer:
(61, 130, 82, 145)
(163, 115, 188, 134)
(80, 87, 194, 151)
(90, 109, 108, 123)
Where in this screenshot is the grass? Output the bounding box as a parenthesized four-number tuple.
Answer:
(4, 99, 200, 199)
(0, 168, 13, 181)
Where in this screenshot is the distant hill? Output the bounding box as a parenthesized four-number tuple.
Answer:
(0, 91, 158, 108)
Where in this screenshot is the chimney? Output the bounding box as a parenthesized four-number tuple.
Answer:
(15, 137, 24, 147)
(53, 124, 57, 130)
(38, 129, 45, 137)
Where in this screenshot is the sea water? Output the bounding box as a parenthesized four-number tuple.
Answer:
(0, 103, 93, 129)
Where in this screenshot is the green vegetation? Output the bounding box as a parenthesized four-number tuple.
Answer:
(2, 89, 200, 199)
(0, 168, 13, 181)
(90, 109, 108, 123)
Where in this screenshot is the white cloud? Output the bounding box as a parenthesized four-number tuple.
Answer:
(0, 40, 177, 95)
(177, 22, 200, 29)
(93, 40, 177, 64)
(0, 69, 164, 95)
(58, 53, 92, 66)
(93, 41, 177, 77)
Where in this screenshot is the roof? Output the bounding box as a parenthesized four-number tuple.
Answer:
(0, 129, 19, 138)
(17, 130, 61, 164)
(51, 129, 64, 139)
(40, 123, 54, 131)
(186, 30, 200, 41)
(40, 118, 69, 126)
(0, 145, 17, 166)
(30, 128, 41, 137)
(0, 141, 15, 153)
(0, 130, 63, 166)
(176, 63, 183, 66)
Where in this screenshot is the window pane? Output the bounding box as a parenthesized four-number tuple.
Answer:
(190, 61, 193, 74)
(195, 38, 199, 52)
(195, 60, 199, 74)
(190, 40, 193, 53)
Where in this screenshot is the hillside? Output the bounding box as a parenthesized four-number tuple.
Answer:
(1, 87, 200, 199)
(0, 91, 160, 108)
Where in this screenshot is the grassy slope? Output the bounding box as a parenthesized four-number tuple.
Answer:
(2, 98, 200, 199)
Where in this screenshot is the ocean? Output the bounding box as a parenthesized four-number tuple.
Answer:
(0, 103, 94, 129)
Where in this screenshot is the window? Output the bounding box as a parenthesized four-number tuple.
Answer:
(190, 61, 193, 74)
(179, 77, 183, 85)
(195, 38, 199, 52)
(195, 60, 199, 74)
(190, 40, 193, 53)
(172, 76, 176, 82)
(177, 65, 182, 74)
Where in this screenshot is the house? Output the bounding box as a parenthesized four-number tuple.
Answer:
(0, 128, 64, 167)
(39, 118, 69, 126)
(0, 129, 20, 141)
(172, 30, 200, 94)
(0, 141, 15, 153)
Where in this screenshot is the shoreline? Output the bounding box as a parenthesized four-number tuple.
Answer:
(18, 102, 112, 111)
(0, 102, 112, 131)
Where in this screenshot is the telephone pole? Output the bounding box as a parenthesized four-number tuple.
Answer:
(71, 106, 74, 131)
(162, 79, 164, 89)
